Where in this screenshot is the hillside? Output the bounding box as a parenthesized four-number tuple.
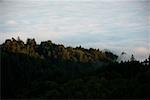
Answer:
(1, 37, 150, 99)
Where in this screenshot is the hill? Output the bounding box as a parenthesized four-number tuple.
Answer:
(1, 37, 150, 99)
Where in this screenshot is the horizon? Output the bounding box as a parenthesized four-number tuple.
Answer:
(1, 36, 150, 62)
(0, 0, 149, 61)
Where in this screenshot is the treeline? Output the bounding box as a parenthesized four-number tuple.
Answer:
(1, 37, 150, 99)
(2, 37, 118, 63)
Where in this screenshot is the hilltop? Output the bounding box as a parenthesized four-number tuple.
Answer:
(1, 37, 118, 63)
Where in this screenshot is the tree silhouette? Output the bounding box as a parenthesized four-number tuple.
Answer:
(130, 54, 135, 62)
(148, 55, 150, 65)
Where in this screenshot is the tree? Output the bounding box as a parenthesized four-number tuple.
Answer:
(26, 38, 37, 55)
(130, 54, 135, 62)
(148, 55, 150, 65)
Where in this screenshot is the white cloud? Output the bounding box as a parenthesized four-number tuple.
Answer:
(21, 20, 31, 25)
(133, 47, 150, 60)
(135, 47, 149, 54)
(5, 20, 18, 26)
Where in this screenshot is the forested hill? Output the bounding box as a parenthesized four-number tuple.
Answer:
(1, 37, 118, 63)
(1, 37, 150, 99)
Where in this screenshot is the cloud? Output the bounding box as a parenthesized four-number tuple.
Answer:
(5, 20, 18, 26)
(133, 47, 149, 61)
(135, 47, 149, 54)
(21, 20, 31, 25)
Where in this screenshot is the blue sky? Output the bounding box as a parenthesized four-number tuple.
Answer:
(0, 0, 149, 60)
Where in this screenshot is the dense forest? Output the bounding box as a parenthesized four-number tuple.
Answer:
(1, 37, 150, 99)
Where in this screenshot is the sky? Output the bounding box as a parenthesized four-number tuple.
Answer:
(0, 0, 149, 61)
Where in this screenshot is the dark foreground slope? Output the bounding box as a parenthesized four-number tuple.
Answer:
(1, 38, 150, 99)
